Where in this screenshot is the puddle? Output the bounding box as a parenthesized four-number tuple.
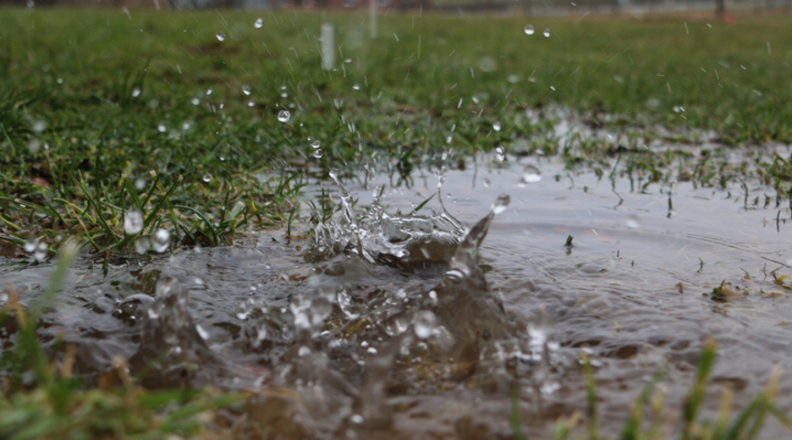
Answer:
(4, 153, 792, 438)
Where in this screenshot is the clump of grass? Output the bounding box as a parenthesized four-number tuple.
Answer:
(521, 341, 792, 440)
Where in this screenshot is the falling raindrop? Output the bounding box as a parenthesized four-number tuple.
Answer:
(152, 229, 170, 253)
(135, 177, 147, 190)
(414, 311, 437, 339)
(131, 87, 141, 98)
(277, 110, 291, 123)
(254, 18, 263, 29)
(352, 84, 360, 90)
(124, 210, 144, 234)
(24, 236, 38, 253)
(311, 140, 321, 149)
(524, 24, 535, 35)
(216, 32, 225, 42)
(313, 149, 323, 159)
(518, 164, 542, 185)
(247, 100, 255, 107)
(242, 86, 251, 95)
(492, 193, 511, 214)
(191, 97, 200, 105)
(202, 174, 212, 183)
(206, 88, 213, 95)
(543, 29, 551, 38)
(493, 121, 502, 131)
(280, 92, 288, 98)
(157, 123, 166, 133)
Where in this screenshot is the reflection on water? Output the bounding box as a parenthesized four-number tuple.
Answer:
(3, 154, 792, 438)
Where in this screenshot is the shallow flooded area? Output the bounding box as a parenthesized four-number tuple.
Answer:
(4, 149, 792, 438)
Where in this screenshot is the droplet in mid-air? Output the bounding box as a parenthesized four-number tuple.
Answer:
(135, 177, 147, 190)
(492, 193, 511, 215)
(124, 210, 144, 234)
(313, 149, 323, 159)
(277, 110, 291, 123)
(247, 100, 255, 107)
(311, 140, 320, 149)
(352, 84, 360, 90)
(24, 236, 38, 253)
(216, 32, 225, 42)
(524, 24, 535, 35)
(157, 123, 166, 133)
(493, 121, 502, 131)
(33, 242, 47, 262)
(191, 97, 200, 105)
(202, 174, 212, 183)
(518, 164, 542, 185)
(414, 311, 437, 339)
(254, 18, 263, 29)
(152, 229, 170, 253)
(135, 237, 150, 254)
(543, 29, 551, 38)
(131, 87, 141, 98)
(242, 86, 251, 95)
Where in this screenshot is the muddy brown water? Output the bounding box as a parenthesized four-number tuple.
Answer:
(3, 153, 792, 439)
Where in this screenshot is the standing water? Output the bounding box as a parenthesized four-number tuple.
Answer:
(4, 150, 792, 438)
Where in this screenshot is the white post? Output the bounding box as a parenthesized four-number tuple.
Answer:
(321, 23, 335, 70)
(369, 0, 377, 38)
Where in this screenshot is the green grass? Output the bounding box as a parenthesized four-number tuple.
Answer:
(2, 8, 792, 439)
(1, 9, 791, 257)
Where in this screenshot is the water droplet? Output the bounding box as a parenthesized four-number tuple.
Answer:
(495, 146, 505, 162)
(543, 28, 551, 38)
(625, 215, 640, 229)
(34, 242, 47, 262)
(202, 174, 212, 183)
(131, 87, 141, 98)
(524, 24, 535, 35)
(28, 139, 41, 153)
(352, 84, 360, 90)
(32, 120, 46, 134)
(135, 177, 147, 190)
(311, 140, 321, 149)
(673, 105, 686, 113)
(216, 32, 225, 42)
(313, 149, 323, 159)
(344, 58, 352, 64)
(242, 86, 251, 95)
(124, 210, 144, 234)
(414, 311, 437, 339)
(277, 110, 291, 123)
(196, 324, 209, 340)
(483, 177, 491, 187)
(492, 193, 511, 214)
(157, 123, 166, 133)
(152, 229, 170, 253)
(254, 18, 263, 29)
(350, 414, 364, 424)
(191, 97, 200, 105)
(206, 88, 213, 95)
(493, 121, 502, 131)
(24, 236, 38, 253)
(518, 164, 542, 185)
(135, 236, 150, 254)
(247, 100, 255, 107)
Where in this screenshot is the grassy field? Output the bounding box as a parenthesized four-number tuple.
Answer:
(1, 7, 792, 439)
(1, 9, 792, 255)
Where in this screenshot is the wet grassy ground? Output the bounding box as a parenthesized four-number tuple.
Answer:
(1, 7, 792, 439)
